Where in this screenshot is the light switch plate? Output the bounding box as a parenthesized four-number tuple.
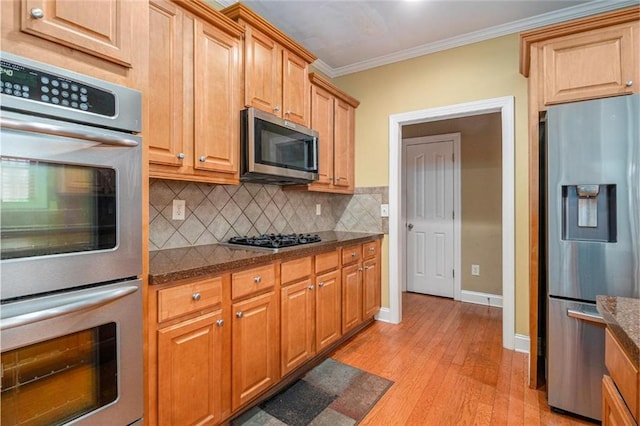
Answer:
(316, 204, 321, 215)
(380, 204, 389, 217)
(172, 199, 185, 220)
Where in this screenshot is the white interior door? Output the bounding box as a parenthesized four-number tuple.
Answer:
(405, 138, 454, 298)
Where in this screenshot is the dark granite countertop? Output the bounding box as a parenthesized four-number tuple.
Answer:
(596, 295, 640, 368)
(149, 231, 383, 285)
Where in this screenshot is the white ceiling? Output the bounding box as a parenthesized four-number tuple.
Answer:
(217, 0, 637, 77)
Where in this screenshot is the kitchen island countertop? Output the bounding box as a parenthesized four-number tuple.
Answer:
(149, 231, 383, 285)
(596, 295, 640, 368)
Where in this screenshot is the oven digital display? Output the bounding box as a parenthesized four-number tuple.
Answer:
(0, 59, 117, 116)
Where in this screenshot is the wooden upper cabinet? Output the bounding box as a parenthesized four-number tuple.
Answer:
(222, 3, 315, 126)
(147, 0, 243, 184)
(310, 84, 334, 187)
(333, 98, 355, 190)
(520, 6, 639, 107)
(21, 0, 133, 67)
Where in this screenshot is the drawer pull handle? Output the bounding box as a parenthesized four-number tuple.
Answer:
(192, 292, 201, 301)
(318, 282, 325, 287)
(567, 309, 605, 326)
(308, 285, 314, 290)
(216, 319, 224, 327)
(236, 312, 243, 318)
(254, 276, 262, 283)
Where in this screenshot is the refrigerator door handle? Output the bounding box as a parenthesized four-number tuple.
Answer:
(567, 309, 606, 327)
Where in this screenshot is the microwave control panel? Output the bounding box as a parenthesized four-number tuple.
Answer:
(0, 59, 116, 117)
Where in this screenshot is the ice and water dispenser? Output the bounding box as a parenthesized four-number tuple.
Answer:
(562, 184, 616, 242)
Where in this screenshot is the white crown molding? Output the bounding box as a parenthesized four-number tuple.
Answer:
(326, 0, 638, 77)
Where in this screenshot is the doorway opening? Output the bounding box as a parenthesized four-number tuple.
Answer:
(386, 96, 516, 350)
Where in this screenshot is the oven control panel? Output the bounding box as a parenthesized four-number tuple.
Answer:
(0, 59, 116, 116)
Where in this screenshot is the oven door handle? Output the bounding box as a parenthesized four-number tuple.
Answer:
(0, 116, 139, 147)
(0, 285, 139, 330)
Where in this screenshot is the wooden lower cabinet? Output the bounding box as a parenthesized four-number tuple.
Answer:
(158, 310, 225, 425)
(315, 269, 342, 352)
(280, 279, 315, 376)
(362, 257, 380, 319)
(341, 262, 363, 333)
(603, 375, 636, 426)
(231, 291, 279, 410)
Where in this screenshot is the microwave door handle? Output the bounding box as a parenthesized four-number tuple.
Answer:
(0, 117, 139, 147)
(0, 285, 139, 330)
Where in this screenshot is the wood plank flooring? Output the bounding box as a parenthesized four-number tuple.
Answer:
(330, 292, 595, 425)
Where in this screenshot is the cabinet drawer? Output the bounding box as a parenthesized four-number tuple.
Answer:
(341, 244, 361, 265)
(605, 329, 639, 421)
(315, 250, 339, 273)
(232, 264, 276, 300)
(363, 241, 378, 259)
(158, 277, 223, 323)
(281, 257, 312, 285)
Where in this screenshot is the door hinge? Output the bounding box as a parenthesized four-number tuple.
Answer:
(452, 211, 455, 220)
(452, 269, 455, 278)
(452, 153, 455, 162)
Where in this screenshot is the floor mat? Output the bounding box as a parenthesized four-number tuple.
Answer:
(233, 358, 393, 426)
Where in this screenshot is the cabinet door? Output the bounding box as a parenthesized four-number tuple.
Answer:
(244, 26, 280, 115)
(310, 84, 335, 187)
(21, 0, 132, 66)
(341, 263, 362, 333)
(148, 0, 184, 167)
(362, 257, 380, 319)
(542, 23, 638, 105)
(282, 50, 310, 126)
(333, 98, 355, 190)
(280, 280, 315, 376)
(193, 19, 240, 176)
(158, 310, 225, 426)
(602, 375, 636, 426)
(316, 269, 341, 352)
(232, 291, 279, 410)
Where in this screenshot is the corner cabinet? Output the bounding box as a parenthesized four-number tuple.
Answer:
(222, 3, 316, 126)
(148, 0, 243, 184)
(19, 0, 133, 67)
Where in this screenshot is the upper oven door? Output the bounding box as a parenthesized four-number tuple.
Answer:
(0, 110, 142, 300)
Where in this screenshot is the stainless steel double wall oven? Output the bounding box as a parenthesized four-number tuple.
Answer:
(0, 52, 143, 426)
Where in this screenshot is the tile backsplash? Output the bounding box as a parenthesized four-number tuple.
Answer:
(149, 179, 388, 251)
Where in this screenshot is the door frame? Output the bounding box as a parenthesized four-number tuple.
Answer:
(386, 96, 515, 350)
(402, 134, 461, 301)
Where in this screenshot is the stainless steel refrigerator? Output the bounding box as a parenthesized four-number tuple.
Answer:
(546, 93, 639, 421)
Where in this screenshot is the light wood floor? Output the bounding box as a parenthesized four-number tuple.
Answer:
(331, 292, 595, 426)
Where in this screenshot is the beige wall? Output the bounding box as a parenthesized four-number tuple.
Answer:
(404, 113, 502, 295)
(334, 34, 530, 335)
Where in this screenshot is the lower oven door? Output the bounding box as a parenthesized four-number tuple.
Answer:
(0, 279, 143, 426)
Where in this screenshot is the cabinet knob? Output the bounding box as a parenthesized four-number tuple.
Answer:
(274, 105, 280, 112)
(254, 276, 262, 283)
(626, 80, 634, 87)
(365, 265, 372, 270)
(216, 319, 224, 327)
(236, 312, 243, 318)
(308, 285, 314, 290)
(199, 156, 206, 162)
(285, 110, 291, 116)
(177, 152, 185, 160)
(358, 267, 363, 272)
(318, 282, 325, 287)
(30, 8, 44, 19)
(369, 247, 375, 252)
(192, 292, 201, 301)
(351, 252, 357, 257)
(336, 177, 341, 181)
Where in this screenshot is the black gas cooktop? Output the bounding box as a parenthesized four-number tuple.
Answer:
(226, 233, 322, 251)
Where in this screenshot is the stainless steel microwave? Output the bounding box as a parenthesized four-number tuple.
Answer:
(241, 107, 319, 185)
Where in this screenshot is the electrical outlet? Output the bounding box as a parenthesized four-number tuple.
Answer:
(316, 203, 321, 215)
(380, 204, 389, 217)
(172, 199, 185, 220)
(471, 264, 480, 276)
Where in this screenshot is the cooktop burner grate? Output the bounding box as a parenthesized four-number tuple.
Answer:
(227, 233, 321, 249)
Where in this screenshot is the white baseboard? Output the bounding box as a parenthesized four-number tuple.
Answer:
(374, 307, 393, 323)
(514, 334, 530, 354)
(460, 290, 503, 308)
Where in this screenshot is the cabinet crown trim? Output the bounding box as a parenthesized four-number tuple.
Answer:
(221, 3, 317, 63)
(174, 0, 244, 37)
(310, 73, 360, 108)
(519, 5, 639, 77)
